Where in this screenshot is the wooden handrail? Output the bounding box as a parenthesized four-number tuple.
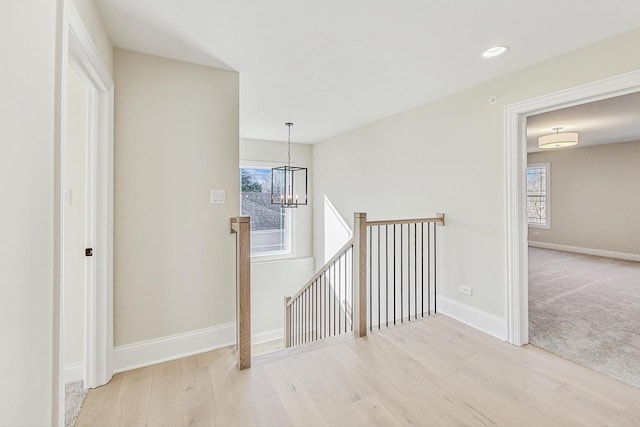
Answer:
(230, 216, 249, 229)
(366, 213, 445, 227)
(287, 238, 354, 306)
(230, 216, 251, 370)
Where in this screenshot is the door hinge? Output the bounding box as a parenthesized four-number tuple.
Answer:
(85, 248, 93, 257)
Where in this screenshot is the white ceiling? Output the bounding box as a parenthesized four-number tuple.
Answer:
(97, 0, 640, 143)
(527, 91, 640, 153)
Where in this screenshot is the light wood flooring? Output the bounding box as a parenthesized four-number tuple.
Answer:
(76, 315, 640, 426)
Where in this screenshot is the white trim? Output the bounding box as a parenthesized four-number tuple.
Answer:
(113, 325, 284, 373)
(67, 7, 112, 92)
(240, 159, 296, 168)
(528, 241, 640, 262)
(58, 4, 114, 422)
(252, 255, 314, 266)
(437, 295, 506, 341)
(527, 223, 550, 230)
(505, 69, 640, 346)
(114, 323, 236, 373)
(69, 2, 115, 390)
(64, 363, 83, 384)
(253, 328, 284, 344)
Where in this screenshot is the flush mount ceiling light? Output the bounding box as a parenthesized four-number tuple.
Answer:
(482, 45, 509, 58)
(271, 123, 308, 208)
(538, 127, 579, 149)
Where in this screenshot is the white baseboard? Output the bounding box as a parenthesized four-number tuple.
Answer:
(112, 302, 505, 373)
(253, 328, 284, 344)
(113, 324, 285, 373)
(113, 323, 236, 373)
(437, 295, 506, 341)
(528, 241, 640, 262)
(65, 362, 83, 384)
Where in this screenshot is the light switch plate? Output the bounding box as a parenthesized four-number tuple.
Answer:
(210, 189, 226, 204)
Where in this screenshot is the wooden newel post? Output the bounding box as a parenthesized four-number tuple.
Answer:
(284, 296, 292, 348)
(231, 216, 251, 370)
(353, 212, 367, 337)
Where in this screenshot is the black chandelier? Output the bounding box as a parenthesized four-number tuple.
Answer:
(271, 122, 308, 208)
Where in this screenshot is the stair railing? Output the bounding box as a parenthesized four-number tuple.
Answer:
(284, 212, 444, 348)
(284, 239, 354, 347)
(230, 216, 251, 369)
(365, 213, 444, 330)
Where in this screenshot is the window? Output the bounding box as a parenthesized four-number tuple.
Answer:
(240, 167, 291, 256)
(527, 163, 550, 229)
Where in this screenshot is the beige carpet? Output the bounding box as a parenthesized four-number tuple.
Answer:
(528, 247, 640, 388)
(65, 381, 87, 427)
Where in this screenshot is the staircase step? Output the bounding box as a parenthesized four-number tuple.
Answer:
(252, 332, 355, 367)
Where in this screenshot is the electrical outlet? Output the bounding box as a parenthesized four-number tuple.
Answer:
(459, 285, 473, 296)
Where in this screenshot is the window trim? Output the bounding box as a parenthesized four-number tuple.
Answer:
(240, 161, 296, 261)
(526, 162, 551, 230)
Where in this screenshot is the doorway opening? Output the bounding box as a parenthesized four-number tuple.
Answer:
(525, 92, 640, 387)
(504, 69, 640, 346)
(57, 4, 114, 426)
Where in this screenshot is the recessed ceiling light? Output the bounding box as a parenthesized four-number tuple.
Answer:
(482, 45, 509, 58)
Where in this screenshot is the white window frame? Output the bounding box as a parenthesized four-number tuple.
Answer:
(240, 160, 296, 261)
(526, 162, 551, 230)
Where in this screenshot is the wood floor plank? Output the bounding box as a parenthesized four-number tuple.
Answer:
(350, 334, 484, 425)
(263, 358, 329, 426)
(350, 365, 436, 426)
(146, 359, 184, 427)
(117, 365, 153, 426)
(322, 363, 372, 404)
(251, 394, 293, 426)
(302, 373, 364, 426)
(208, 350, 257, 427)
(76, 315, 640, 426)
(444, 368, 553, 426)
(344, 331, 480, 425)
(351, 395, 400, 427)
(74, 371, 123, 427)
(181, 364, 215, 427)
(379, 321, 467, 378)
(241, 365, 279, 404)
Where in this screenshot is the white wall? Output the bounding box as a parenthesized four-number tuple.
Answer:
(114, 49, 239, 346)
(63, 66, 88, 373)
(251, 258, 315, 338)
(0, 1, 113, 423)
(0, 1, 58, 425)
(528, 140, 640, 256)
(240, 138, 315, 337)
(323, 195, 352, 264)
(313, 28, 640, 321)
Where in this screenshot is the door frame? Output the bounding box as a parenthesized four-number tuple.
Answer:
(57, 0, 114, 422)
(504, 69, 640, 345)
